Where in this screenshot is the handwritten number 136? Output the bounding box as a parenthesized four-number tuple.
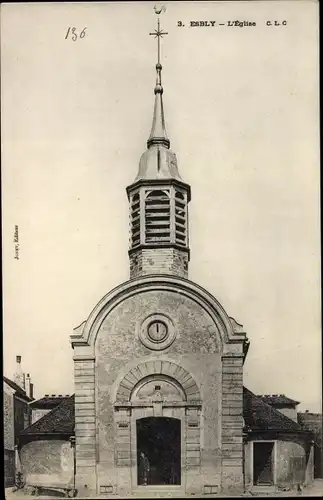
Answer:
(65, 27, 87, 41)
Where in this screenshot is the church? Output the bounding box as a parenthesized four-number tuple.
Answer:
(67, 13, 314, 499)
(70, 17, 248, 498)
(15, 12, 316, 499)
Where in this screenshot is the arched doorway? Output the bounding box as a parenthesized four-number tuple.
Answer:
(114, 361, 202, 492)
(137, 417, 181, 486)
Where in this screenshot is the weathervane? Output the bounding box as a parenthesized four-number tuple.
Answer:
(150, 5, 168, 65)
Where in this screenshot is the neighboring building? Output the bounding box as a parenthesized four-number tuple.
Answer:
(19, 396, 75, 490)
(244, 389, 313, 490)
(4, 356, 34, 487)
(259, 394, 300, 423)
(30, 394, 71, 424)
(298, 411, 323, 478)
(17, 387, 315, 495)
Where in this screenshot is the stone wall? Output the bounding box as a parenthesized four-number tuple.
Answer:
(129, 247, 189, 278)
(298, 412, 323, 478)
(5, 449, 15, 487)
(244, 434, 314, 490)
(275, 407, 298, 422)
(14, 397, 31, 442)
(4, 388, 14, 451)
(31, 409, 52, 424)
(4, 388, 15, 488)
(277, 438, 313, 487)
(20, 439, 73, 487)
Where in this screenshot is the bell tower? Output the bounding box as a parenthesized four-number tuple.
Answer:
(127, 14, 191, 279)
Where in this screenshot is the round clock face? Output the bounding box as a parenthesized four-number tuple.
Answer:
(147, 321, 168, 343)
(139, 314, 175, 351)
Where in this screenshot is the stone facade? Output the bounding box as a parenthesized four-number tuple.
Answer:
(71, 275, 247, 496)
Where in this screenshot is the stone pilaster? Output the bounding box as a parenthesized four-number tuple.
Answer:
(221, 355, 244, 494)
(185, 407, 201, 467)
(114, 408, 132, 496)
(185, 407, 202, 495)
(74, 356, 96, 496)
(115, 408, 131, 468)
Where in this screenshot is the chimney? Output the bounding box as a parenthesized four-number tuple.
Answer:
(13, 355, 25, 391)
(29, 382, 34, 400)
(25, 373, 32, 399)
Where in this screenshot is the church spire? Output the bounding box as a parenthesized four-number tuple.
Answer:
(126, 7, 191, 279)
(147, 16, 169, 149)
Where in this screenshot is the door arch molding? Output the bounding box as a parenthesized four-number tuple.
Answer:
(115, 360, 201, 403)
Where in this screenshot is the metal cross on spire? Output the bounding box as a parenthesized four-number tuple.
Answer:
(146, 5, 170, 150)
(149, 5, 168, 65)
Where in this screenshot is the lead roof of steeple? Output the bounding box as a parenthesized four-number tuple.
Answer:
(134, 14, 182, 183)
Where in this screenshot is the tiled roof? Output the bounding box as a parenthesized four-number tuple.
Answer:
(243, 387, 302, 432)
(30, 395, 70, 409)
(3, 376, 33, 402)
(20, 395, 75, 436)
(19, 388, 306, 437)
(258, 394, 300, 406)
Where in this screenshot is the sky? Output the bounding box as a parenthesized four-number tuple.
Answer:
(1, 1, 321, 411)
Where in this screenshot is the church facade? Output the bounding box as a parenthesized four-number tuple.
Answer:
(71, 279, 248, 497)
(70, 26, 249, 497)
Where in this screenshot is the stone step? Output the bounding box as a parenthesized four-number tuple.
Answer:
(132, 486, 184, 497)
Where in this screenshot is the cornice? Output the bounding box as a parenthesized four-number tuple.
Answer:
(126, 178, 191, 202)
(70, 275, 247, 353)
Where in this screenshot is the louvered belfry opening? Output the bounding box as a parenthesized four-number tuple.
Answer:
(145, 190, 171, 243)
(129, 186, 189, 251)
(131, 192, 140, 247)
(175, 190, 187, 246)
